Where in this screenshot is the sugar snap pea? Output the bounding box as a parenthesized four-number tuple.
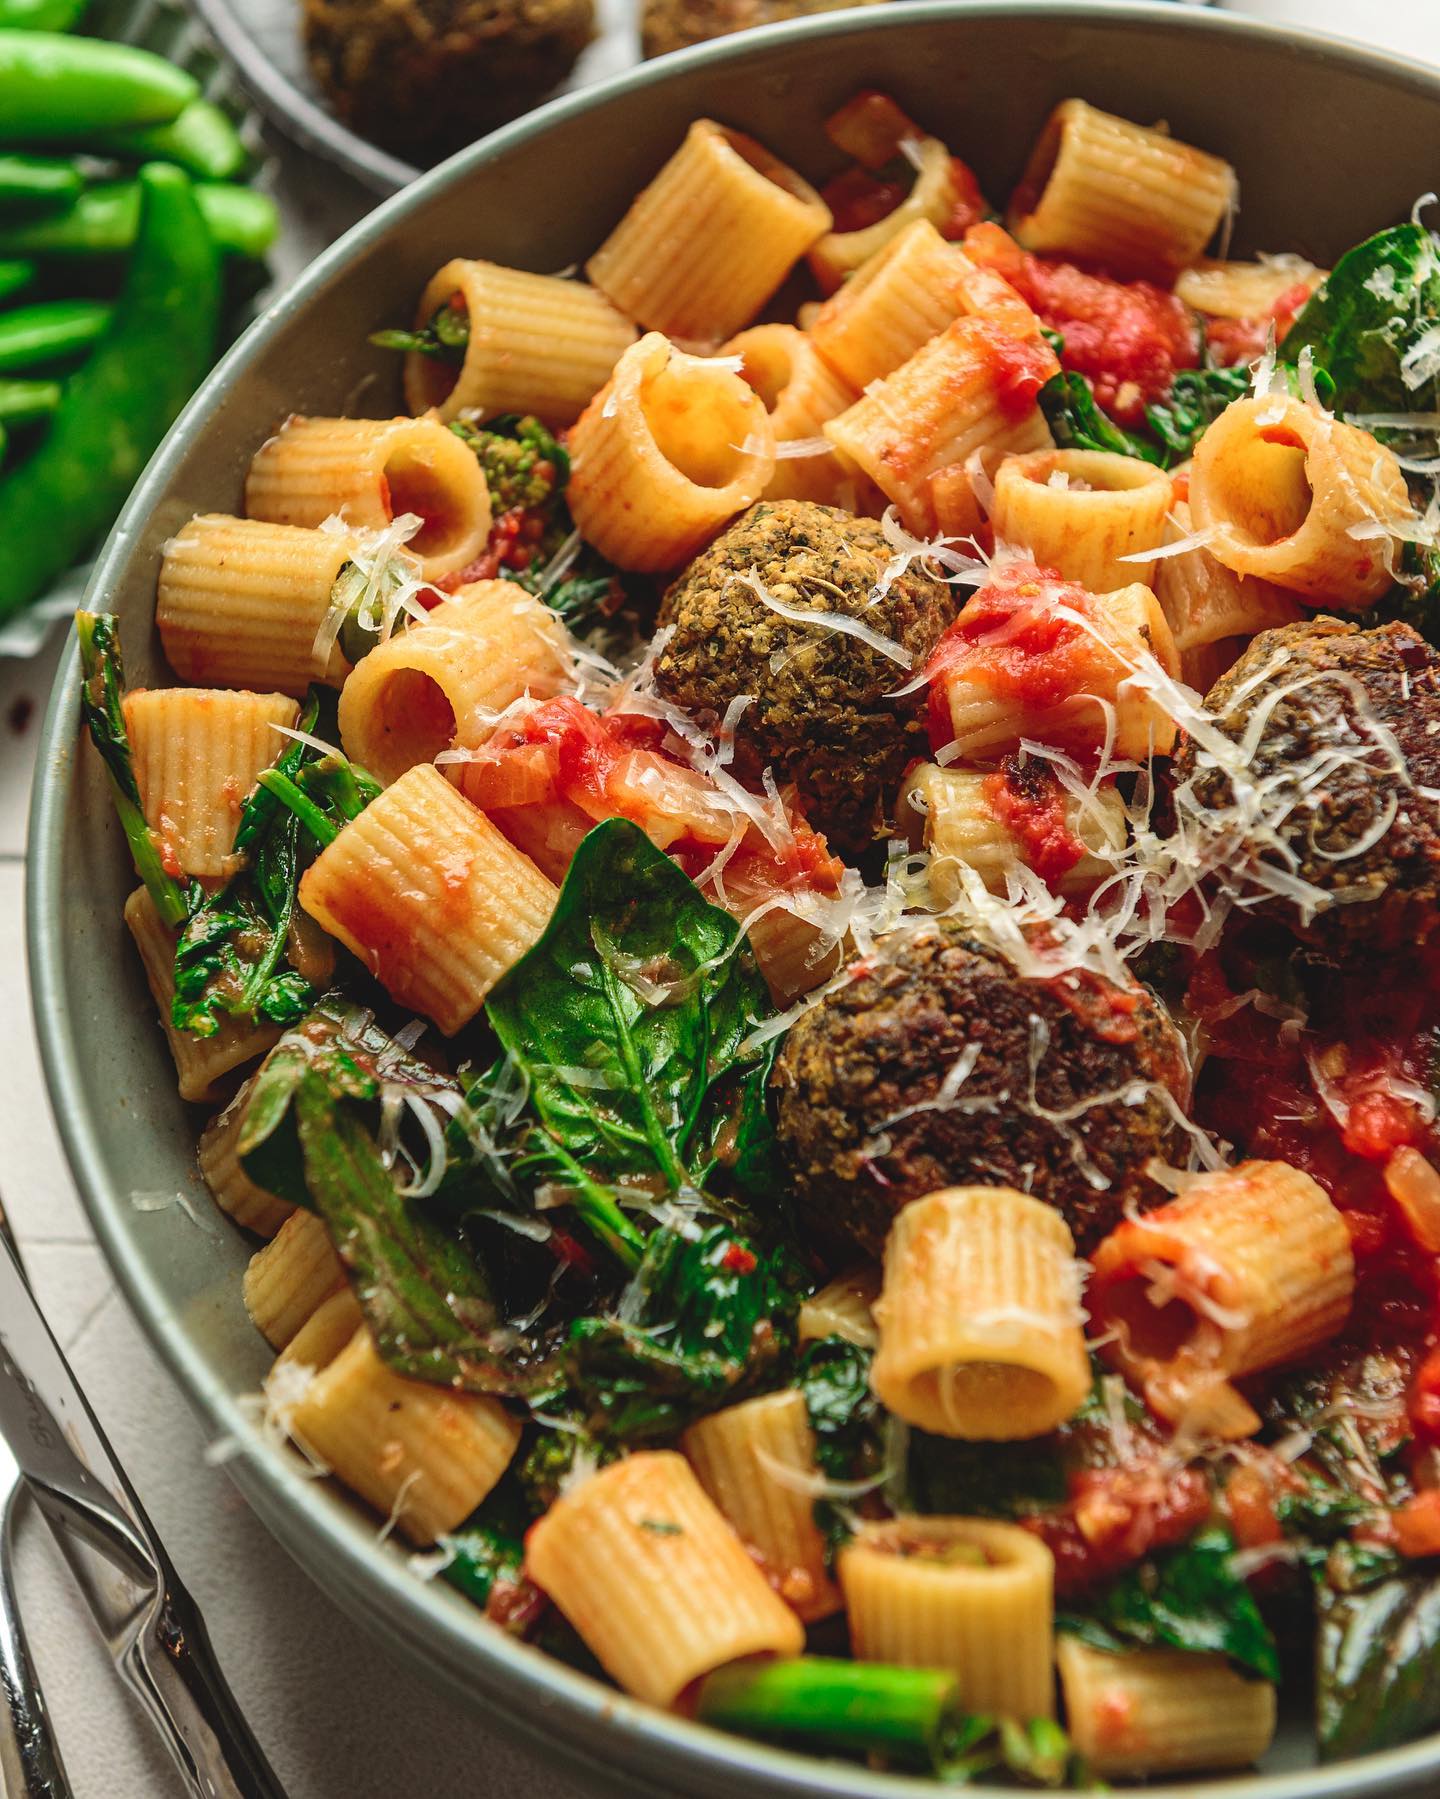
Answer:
(0, 152, 81, 215)
(0, 164, 220, 619)
(0, 0, 89, 26)
(0, 177, 277, 258)
(0, 376, 60, 423)
(0, 299, 109, 372)
(0, 258, 33, 301)
(90, 99, 248, 182)
(0, 31, 196, 143)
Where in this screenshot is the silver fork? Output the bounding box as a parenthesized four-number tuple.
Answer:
(0, 1199, 71, 1798)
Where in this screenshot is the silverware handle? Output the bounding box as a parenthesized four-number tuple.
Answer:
(124, 1588, 285, 1799)
(0, 1501, 71, 1799)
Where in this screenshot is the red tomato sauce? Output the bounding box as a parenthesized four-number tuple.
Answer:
(1203, 280, 1313, 368)
(983, 759, 1088, 886)
(964, 221, 1199, 425)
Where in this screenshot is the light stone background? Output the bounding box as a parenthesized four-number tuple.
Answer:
(0, 2, 1433, 1792)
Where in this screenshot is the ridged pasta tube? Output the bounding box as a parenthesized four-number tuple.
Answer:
(899, 762, 1126, 902)
(287, 1324, 521, 1545)
(244, 415, 492, 582)
(1008, 99, 1237, 278)
(276, 1284, 363, 1373)
(242, 1207, 346, 1350)
(872, 1186, 1091, 1440)
(123, 687, 298, 879)
(525, 1451, 806, 1706)
(337, 579, 576, 784)
(1088, 1160, 1355, 1436)
(824, 316, 1056, 539)
(723, 322, 856, 505)
(798, 1266, 880, 1349)
(198, 1086, 294, 1238)
(567, 333, 775, 571)
(1153, 498, 1303, 655)
(1188, 394, 1415, 607)
(1175, 255, 1323, 321)
(299, 764, 558, 1035)
(809, 137, 970, 293)
(157, 514, 359, 697)
(586, 120, 831, 344)
(682, 1389, 841, 1623)
(840, 1516, 1055, 1720)
(990, 449, 1173, 592)
(402, 258, 637, 424)
(1056, 1637, 1276, 1776)
(124, 888, 280, 1103)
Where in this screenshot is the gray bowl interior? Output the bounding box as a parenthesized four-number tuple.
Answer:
(27, 6, 1440, 1795)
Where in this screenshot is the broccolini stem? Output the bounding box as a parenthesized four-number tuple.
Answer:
(255, 766, 340, 846)
(694, 1657, 960, 1764)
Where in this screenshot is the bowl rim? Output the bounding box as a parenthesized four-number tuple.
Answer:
(27, 5, 1440, 1793)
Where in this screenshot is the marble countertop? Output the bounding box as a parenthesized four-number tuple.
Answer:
(2, 3, 1435, 1792)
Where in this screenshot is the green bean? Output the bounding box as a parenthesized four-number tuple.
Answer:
(0, 258, 33, 302)
(0, 299, 108, 372)
(0, 0, 89, 27)
(695, 1658, 961, 1765)
(0, 32, 195, 144)
(0, 178, 277, 258)
(0, 163, 220, 619)
(0, 376, 60, 423)
(90, 99, 248, 181)
(0, 153, 81, 215)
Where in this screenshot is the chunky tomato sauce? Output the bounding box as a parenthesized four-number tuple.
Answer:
(1203, 280, 1313, 367)
(964, 221, 1199, 424)
(983, 761, 1088, 886)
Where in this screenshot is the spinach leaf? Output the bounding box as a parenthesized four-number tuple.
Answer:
(1314, 1543, 1440, 1759)
(76, 610, 189, 929)
(1038, 371, 1165, 466)
(908, 1432, 1068, 1521)
(484, 819, 781, 1265)
(1058, 1525, 1281, 1681)
(1261, 1349, 1414, 1506)
(442, 1521, 524, 1610)
(797, 1336, 881, 1483)
(1280, 222, 1440, 415)
(1144, 364, 1253, 461)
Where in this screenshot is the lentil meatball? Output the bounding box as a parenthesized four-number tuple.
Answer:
(773, 921, 1190, 1259)
(641, 0, 887, 60)
(1174, 617, 1440, 951)
(654, 500, 959, 854)
(303, 0, 594, 166)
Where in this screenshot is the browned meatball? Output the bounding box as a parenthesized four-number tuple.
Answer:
(1174, 617, 1440, 951)
(303, 0, 594, 166)
(654, 500, 959, 855)
(773, 921, 1190, 1258)
(641, 0, 887, 59)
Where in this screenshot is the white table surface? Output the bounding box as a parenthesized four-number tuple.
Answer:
(1, 3, 1435, 1793)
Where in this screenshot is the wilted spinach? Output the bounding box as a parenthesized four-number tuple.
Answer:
(1038, 371, 1165, 466)
(1314, 1541, 1440, 1760)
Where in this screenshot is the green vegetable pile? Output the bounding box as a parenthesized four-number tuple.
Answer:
(0, 3, 277, 621)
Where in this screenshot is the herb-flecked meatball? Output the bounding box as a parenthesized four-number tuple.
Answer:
(1174, 617, 1440, 951)
(773, 922, 1190, 1258)
(641, 0, 886, 60)
(303, 0, 594, 166)
(654, 500, 959, 854)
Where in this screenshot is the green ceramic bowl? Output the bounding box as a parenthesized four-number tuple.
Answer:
(27, 6, 1440, 1793)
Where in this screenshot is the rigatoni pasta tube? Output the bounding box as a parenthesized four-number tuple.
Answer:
(402, 258, 636, 424)
(244, 415, 492, 582)
(872, 1186, 1090, 1440)
(567, 333, 774, 572)
(337, 579, 576, 784)
(824, 316, 1056, 539)
(840, 1517, 1054, 1720)
(1088, 1160, 1354, 1435)
(1056, 1637, 1277, 1776)
(586, 121, 830, 344)
(724, 323, 855, 505)
(929, 572, 1181, 763)
(198, 1087, 293, 1238)
(157, 514, 358, 697)
(990, 449, 1173, 592)
(682, 1390, 841, 1623)
(1008, 99, 1236, 278)
(1188, 394, 1414, 607)
(798, 1266, 880, 1349)
(242, 1207, 345, 1350)
(1175, 255, 1323, 320)
(900, 762, 1125, 902)
(275, 1284, 363, 1374)
(809, 137, 970, 294)
(1154, 499, 1303, 653)
(525, 1451, 805, 1706)
(287, 1325, 521, 1545)
(124, 888, 280, 1104)
(299, 765, 557, 1035)
(123, 687, 298, 879)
